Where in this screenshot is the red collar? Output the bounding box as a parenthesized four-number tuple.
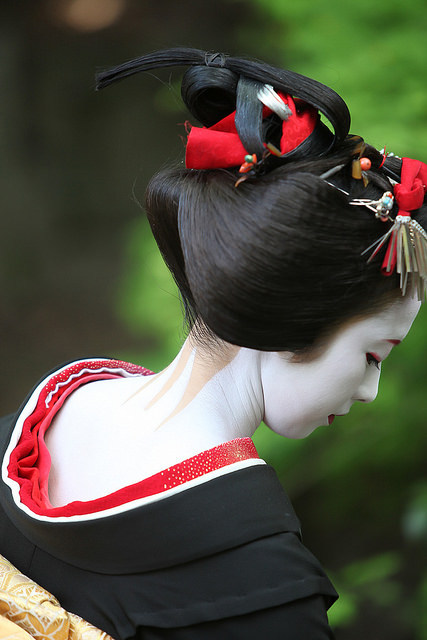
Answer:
(6, 359, 259, 518)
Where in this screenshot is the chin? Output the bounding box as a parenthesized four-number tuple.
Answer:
(270, 421, 319, 440)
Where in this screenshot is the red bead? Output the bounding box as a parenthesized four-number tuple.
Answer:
(360, 157, 372, 171)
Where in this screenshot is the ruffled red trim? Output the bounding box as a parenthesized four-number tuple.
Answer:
(6, 359, 259, 518)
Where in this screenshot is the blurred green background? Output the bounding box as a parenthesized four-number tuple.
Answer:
(0, 1, 426, 638)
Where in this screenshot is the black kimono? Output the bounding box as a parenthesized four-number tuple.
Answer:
(0, 358, 337, 639)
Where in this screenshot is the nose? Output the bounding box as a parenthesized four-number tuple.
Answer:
(353, 369, 380, 404)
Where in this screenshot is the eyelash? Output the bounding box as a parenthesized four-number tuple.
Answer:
(366, 353, 381, 369)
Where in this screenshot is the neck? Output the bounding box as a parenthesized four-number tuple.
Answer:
(45, 338, 265, 506)
(121, 336, 265, 448)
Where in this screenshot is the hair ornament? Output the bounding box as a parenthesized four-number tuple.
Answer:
(378, 148, 388, 168)
(319, 163, 346, 182)
(323, 155, 427, 297)
(265, 142, 285, 157)
(235, 154, 259, 186)
(257, 85, 293, 120)
(359, 157, 372, 171)
(352, 158, 363, 180)
(350, 191, 394, 222)
(320, 137, 367, 184)
(362, 214, 427, 298)
(360, 158, 427, 298)
(351, 141, 371, 185)
(185, 93, 317, 171)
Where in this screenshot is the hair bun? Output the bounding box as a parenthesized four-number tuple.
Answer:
(181, 66, 238, 127)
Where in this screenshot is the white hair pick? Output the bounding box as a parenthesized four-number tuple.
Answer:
(257, 84, 292, 120)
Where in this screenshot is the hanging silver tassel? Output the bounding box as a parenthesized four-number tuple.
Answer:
(362, 214, 427, 299)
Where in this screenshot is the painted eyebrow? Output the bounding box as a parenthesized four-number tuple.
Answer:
(387, 339, 401, 346)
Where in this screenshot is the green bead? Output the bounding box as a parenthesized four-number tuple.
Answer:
(244, 155, 254, 163)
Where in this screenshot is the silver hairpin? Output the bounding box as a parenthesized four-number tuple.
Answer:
(350, 191, 395, 221)
(319, 164, 345, 181)
(257, 84, 292, 120)
(322, 177, 395, 221)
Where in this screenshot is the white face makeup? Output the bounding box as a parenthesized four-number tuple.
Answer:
(261, 295, 421, 439)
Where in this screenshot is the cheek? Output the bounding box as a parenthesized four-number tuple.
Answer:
(261, 358, 328, 435)
(262, 355, 370, 436)
(333, 363, 367, 397)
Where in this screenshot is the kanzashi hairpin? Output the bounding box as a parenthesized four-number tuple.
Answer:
(322, 156, 427, 298)
(352, 157, 371, 185)
(257, 85, 293, 120)
(235, 154, 259, 186)
(239, 154, 258, 174)
(350, 191, 394, 222)
(362, 215, 427, 297)
(357, 157, 427, 298)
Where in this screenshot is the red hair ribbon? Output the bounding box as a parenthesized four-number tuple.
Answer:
(185, 94, 317, 170)
(381, 158, 427, 276)
(394, 158, 427, 215)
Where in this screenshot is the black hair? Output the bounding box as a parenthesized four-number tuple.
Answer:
(96, 48, 427, 352)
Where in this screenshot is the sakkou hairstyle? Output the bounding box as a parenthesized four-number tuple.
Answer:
(96, 48, 427, 352)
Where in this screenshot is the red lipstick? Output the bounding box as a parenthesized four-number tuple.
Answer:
(328, 414, 335, 425)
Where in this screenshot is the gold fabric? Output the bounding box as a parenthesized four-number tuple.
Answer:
(0, 555, 115, 639)
(0, 614, 34, 639)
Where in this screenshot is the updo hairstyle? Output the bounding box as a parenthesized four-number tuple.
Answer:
(97, 48, 427, 353)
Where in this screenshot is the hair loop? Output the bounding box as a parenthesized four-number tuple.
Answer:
(204, 52, 228, 68)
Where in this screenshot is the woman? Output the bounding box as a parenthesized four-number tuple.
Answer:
(0, 48, 426, 639)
